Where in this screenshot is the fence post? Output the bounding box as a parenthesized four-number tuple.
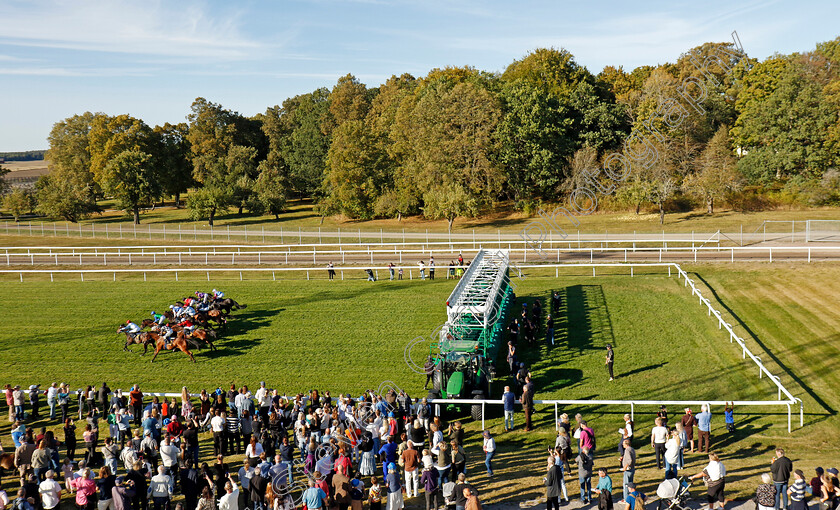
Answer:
(769, 248, 772, 263)
(630, 402, 634, 422)
(787, 403, 791, 433)
(481, 402, 485, 429)
(554, 403, 558, 430)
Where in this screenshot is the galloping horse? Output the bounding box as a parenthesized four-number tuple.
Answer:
(118, 326, 154, 353)
(195, 310, 226, 329)
(150, 331, 196, 363)
(210, 298, 247, 314)
(187, 328, 217, 350)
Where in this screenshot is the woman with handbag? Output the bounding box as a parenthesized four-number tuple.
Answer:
(690, 452, 726, 510)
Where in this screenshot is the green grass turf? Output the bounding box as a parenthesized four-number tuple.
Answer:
(1, 264, 837, 505)
(0, 269, 771, 402)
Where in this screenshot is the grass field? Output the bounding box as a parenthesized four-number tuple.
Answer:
(1, 264, 838, 506)
(2, 194, 839, 237)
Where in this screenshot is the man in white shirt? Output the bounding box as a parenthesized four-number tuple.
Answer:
(38, 470, 61, 510)
(255, 383, 270, 421)
(482, 430, 496, 477)
(211, 411, 226, 457)
(219, 477, 239, 510)
(46, 384, 59, 421)
(159, 437, 180, 491)
(149, 466, 172, 510)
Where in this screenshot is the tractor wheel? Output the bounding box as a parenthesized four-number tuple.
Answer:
(470, 395, 483, 422)
(432, 369, 442, 391)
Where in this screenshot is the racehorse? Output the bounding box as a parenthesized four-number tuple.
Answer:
(0, 452, 15, 484)
(210, 298, 247, 314)
(118, 326, 154, 353)
(150, 331, 196, 363)
(195, 310, 226, 329)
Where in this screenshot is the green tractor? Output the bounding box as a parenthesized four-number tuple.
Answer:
(427, 249, 515, 421)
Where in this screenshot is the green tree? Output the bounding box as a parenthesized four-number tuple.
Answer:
(496, 80, 574, 204)
(322, 120, 389, 219)
(42, 113, 104, 221)
(422, 183, 480, 232)
(101, 150, 161, 224)
(187, 185, 231, 226)
(253, 161, 287, 219)
(4, 188, 34, 221)
(392, 79, 504, 228)
(734, 57, 834, 183)
(0, 165, 9, 196)
(153, 122, 192, 206)
(89, 114, 157, 185)
(683, 126, 742, 214)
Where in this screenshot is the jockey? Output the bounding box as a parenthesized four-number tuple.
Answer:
(159, 324, 175, 348)
(124, 320, 142, 337)
(212, 288, 224, 300)
(169, 304, 182, 317)
(177, 317, 196, 335)
(182, 305, 197, 317)
(150, 311, 166, 326)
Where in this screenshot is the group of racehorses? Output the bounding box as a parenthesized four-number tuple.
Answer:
(117, 294, 247, 363)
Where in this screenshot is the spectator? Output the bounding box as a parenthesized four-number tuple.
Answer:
(819, 472, 836, 510)
(69, 468, 97, 510)
(482, 431, 495, 477)
(521, 380, 534, 432)
(368, 477, 382, 510)
(333, 465, 352, 510)
(453, 473, 472, 510)
(788, 470, 808, 510)
(697, 405, 712, 453)
(555, 429, 572, 474)
(576, 446, 593, 504)
(401, 441, 419, 498)
(96, 467, 116, 510)
(38, 470, 61, 510)
(681, 408, 696, 453)
(618, 414, 633, 458)
(545, 456, 562, 510)
(619, 438, 635, 503)
(464, 487, 481, 510)
(651, 417, 668, 470)
(11, 488, 33, 510)
(664, 430, 681, 480)
(195, 486, 216, 510)
(689, 452, 726, 510)
(593, 467, 613, 502)
(757, 473, 778, 510)
(623, 482, 645, 510)
(724, 402, 735, 433)
(32, 440, 52, 482)
(249, 467, 268, 510)
(385, 463, 403, 510)
(502, 386, 515, 432)
(810, 468, 824, 504)
(771, 448, 793, 510)
(605, 345, 615, 381)
(421, 465, 439, 510)
(218, 477, 239, 510)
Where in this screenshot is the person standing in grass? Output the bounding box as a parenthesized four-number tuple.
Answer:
(605, 345, 615, 381)
(757, 473, 778, 510)
(418, 260, 426, 280)
(619, 439, 635, 503)
(502, 387, 515, 432)
(724, 403, 735, 433)
(681, 409, 696, 453)
(521, 380, 534, 432)
(788, 470, 808, 510)
(576, 446, 594, 504)
(689, 452, 726, 510)
(696, 405, 712, 454)
(771, 448, 793, 510)
(546, 315, 555, 346)
(429, 256, 435, 280)
(545, 456, 563, 510)
(651, 417, 668, 470)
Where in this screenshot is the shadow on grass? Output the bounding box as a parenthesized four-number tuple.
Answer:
(691, 273, 836, 420)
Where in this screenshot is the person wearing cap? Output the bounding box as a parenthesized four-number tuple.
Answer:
(38, 469, 61, 510)
(385, 463, 404, 510)
(605, 344, 615, 381)
(771, 447, 794, 510)
(46, 383, 58, 421)
(623, 482, 645, 510)
(28, 385, 41, 420)
(810, 467, 825, 500)
(827, 468, 839, 495)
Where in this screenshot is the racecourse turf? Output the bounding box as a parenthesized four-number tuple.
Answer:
(1, 264, 839, 505)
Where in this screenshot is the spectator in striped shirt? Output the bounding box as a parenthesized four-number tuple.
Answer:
(788, 470, 808, 510)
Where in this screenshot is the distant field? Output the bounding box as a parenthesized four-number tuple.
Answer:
(1, 158, 49, 178)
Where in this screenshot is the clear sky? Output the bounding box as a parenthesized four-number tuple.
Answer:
(1, 0, 838, 152)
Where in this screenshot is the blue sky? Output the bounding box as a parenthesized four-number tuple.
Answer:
(1, 0, 838, 151)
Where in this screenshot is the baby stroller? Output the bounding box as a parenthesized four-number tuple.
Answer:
(656, 477, 692, 510)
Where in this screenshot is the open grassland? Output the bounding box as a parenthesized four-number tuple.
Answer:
(0, 264, 838, 506)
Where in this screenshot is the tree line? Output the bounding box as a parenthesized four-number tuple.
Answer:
(10, 38, 839, 226)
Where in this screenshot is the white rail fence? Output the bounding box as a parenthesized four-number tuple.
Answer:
(5, 244, 840, 267)
(1, 262, 803, 431)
